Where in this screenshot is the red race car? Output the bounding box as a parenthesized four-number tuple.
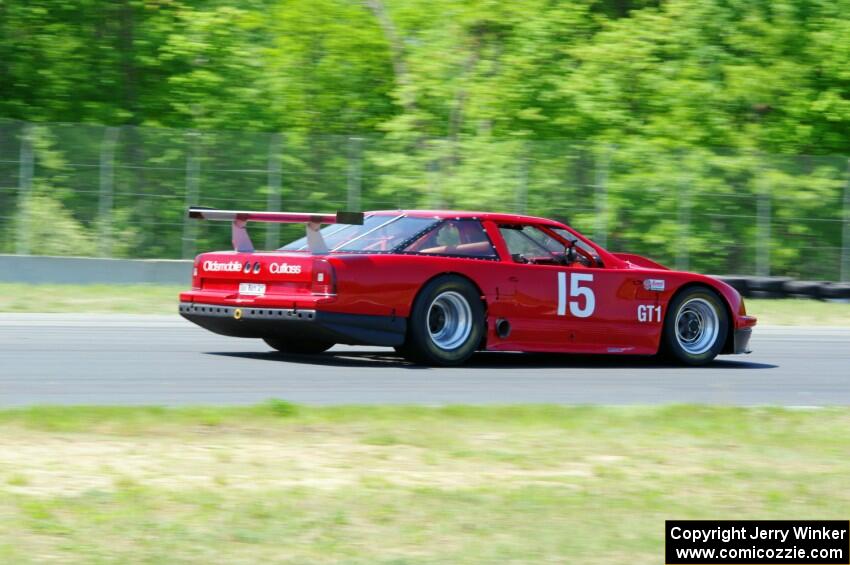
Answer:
(179, 208, 756, 366)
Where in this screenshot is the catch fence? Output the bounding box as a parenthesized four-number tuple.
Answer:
(1, 119, 848, 281)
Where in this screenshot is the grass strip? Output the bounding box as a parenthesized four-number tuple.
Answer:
(1, 284, 849, 325)
(0, 403, 848, 563)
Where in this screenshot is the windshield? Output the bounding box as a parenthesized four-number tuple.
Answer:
(497, 224, 602, 266)
(279, 215, 438, 253)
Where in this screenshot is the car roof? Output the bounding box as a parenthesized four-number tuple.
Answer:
(367, 210, 566, 225)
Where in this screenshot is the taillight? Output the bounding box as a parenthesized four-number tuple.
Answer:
(311, 259, 336, 295)
(192, 259, 201, 290)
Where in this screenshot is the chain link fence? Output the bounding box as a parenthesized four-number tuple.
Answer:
(2, 119, 849, 281)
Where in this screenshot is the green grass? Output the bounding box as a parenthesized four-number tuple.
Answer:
(0, 403, 848, 564)
(746, 298, 850, 326)
(0, 283, 183, 315)
(1, 284, 849, 326)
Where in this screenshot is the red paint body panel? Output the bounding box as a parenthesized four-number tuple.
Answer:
(180, 210, 756, 355)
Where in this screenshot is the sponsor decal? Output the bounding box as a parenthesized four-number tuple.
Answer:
(203, 260, 242, 272)
(643, 278, 666, 291)
(269, 262, 302, 275)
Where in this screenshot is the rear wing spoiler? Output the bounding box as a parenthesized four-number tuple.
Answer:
(187, 207, 364, 254)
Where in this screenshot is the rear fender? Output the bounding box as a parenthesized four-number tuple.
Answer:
(413, 271, 490, 349)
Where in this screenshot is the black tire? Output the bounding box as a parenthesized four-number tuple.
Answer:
(662, 286, 729, 365)
(263, 337, 334, 355)
(401, 275, 485, 366)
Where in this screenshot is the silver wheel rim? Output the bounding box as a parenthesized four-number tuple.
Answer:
(675, 298, 719, 355)
(427, 291, 473, 350)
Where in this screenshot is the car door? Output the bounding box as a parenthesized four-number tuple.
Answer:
(492, 223, 648, 354)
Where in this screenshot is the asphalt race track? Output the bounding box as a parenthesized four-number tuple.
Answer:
(1, 314, 848, 406)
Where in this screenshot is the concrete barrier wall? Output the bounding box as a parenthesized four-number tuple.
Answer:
(0, 255, 192, 285)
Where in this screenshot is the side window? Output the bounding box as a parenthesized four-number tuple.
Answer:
(499, 225, 560, 263)
(404, 220, 497, 258)
(551, 228, 601, 265)
(520, 227, 564, 253)
(499, 227, 545, 256)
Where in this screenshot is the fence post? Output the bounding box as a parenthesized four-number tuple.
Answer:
(515, 143, 528, 214)
(97, 127, 119, 257)
(841, 158, 850, 282)
(265, 133, 283, 250)
(182, 131, 201, 259)
(16, 124, 34, 256)
(676, 163, 691, 271)
(594, 145, 610, 248)
(347, 136, 363, 211)
(756, 158, 771, 277)
(427, 146, 440, 209)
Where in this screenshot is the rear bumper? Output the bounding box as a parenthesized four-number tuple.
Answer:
(179, 302, 406, 346)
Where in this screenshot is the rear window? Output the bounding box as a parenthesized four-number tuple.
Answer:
(278, 216, 382, 251)
(280, 214, 430, 252)
(404, 220, 497, 258)
(335, 216, 436, 252)
(279, 215, 439, 253)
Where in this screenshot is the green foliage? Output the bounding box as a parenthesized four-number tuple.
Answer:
(0, 0, 848, 276)
(16, 195, 96, 256)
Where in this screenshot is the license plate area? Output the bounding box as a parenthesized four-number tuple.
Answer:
(238, 282, 266, 296)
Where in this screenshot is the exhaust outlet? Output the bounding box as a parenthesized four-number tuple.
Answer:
(495, 318, 511, 339)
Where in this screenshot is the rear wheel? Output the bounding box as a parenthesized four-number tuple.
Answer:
(263, 337, 334, 355)
(402, 275, 484, 366)
(663, 286, 728, 365)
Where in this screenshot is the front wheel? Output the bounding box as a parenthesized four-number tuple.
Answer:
(263, 337, 334, 355)
(402, 275, 485, 366)
(662, 287, 729, 365)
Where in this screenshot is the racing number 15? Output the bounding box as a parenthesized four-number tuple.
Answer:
(557, 272, 595, 318)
